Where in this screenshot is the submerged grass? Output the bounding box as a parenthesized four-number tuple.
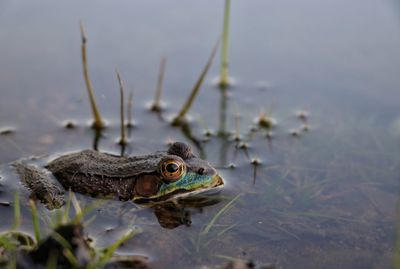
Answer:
(202, 193, 241, 234)
(80, 22, 104, 130)
(172, 40, 220, 126)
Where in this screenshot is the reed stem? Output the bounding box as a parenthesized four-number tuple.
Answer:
(127, 90, 133, 128)
(80, 22, 104, 129)
(151, 57, 166, 112)
(116, 70, 127, 146)
(219, 0, 231, 88)
(172, 40, 219, 126)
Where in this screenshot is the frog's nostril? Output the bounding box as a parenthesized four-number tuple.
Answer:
(198, 168, 205, 175)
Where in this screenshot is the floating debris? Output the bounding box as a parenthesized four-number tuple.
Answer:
(290, 129, 300, 137)
(203, 129, 214, 137)
(251, 158, 261, 166)
(64, 120, 77, 129)
(0, 128, 15, 135)
(257, 110, 276, 130)
(0, 201, 10, 207)
(296, 110, 309, 122)
(228, 163, 236, 169)
(237, 142, 249, 150)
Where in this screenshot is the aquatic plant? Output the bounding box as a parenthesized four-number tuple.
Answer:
(151, 57, 167, 112)
(171, 40, 219, 126)
(116, 70, 127, 146)
(0, 192, 140, 269)
(202, 193, 241, 234)
(219, 0, 231, 88)
(80, 22, 105, 130)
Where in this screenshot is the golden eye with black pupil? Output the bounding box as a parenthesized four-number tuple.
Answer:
(161, 159, 186, 182)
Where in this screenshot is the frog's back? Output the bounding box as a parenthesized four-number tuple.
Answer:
(46, 149, 166, 178)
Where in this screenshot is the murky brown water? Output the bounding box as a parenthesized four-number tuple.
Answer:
(1, 0, 400, 268)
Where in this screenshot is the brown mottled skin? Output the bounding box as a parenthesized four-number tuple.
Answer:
(46, 149, 165, 201)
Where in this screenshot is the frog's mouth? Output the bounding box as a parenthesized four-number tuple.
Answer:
(133, 174, 224, 203)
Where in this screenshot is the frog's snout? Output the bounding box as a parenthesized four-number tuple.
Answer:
(212, 174, 224, 187)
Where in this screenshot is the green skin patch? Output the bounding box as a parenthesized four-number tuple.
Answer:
(133, 172, 223, 201)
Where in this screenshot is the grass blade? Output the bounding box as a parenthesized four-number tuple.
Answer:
(29, 199, 41, 242)
(99, 229, 140, 263)
(12, 192, 20, 230)
(172, 39, 220, 126)
(202, 193, 241, 234)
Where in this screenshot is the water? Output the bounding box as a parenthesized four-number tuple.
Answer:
(0, 0, 399, 268)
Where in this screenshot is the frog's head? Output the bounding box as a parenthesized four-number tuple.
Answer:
(133, 142, 224, 202)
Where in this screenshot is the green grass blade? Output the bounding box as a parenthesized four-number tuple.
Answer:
(202, 193, 241, 234)
(50, 232, 72, 251)
(71, 199, 106, 225)
(62, 190, 73, 224)
(99, 229, 140, 263)
(0, 235, 15, 250)
(45, 253, 58, 269)
(12, 192, 20, 230)
(62, 249, 79, 268)
(29, 199, 41, 242)
(70, 192, 82, 222)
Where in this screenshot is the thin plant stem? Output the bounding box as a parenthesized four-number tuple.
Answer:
(29, 199, 41, 242)
(99, 229, 140, 264)
(12, 192, 20, 230)
(116, 70, 127, 146)
(219, 0, 231, 87)
(202, 193, 241, 234)
(80, 22, 104, 130)
(151, 57, 166, 112)
(127, 90, 134, 128)
(234, 104, 241, 141)
(172, 40, 220, 126)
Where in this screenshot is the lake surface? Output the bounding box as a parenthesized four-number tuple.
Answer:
(1, 0, 400, 268)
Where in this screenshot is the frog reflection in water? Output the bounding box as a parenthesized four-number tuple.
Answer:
(13, 142, 224, 228)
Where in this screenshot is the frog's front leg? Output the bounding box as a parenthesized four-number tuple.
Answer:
(13, 162, 65, 210)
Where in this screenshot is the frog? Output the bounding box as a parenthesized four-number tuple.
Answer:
(11, 142, 224, 210)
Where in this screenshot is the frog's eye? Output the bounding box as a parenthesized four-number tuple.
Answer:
(160, 159, 186, 182)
